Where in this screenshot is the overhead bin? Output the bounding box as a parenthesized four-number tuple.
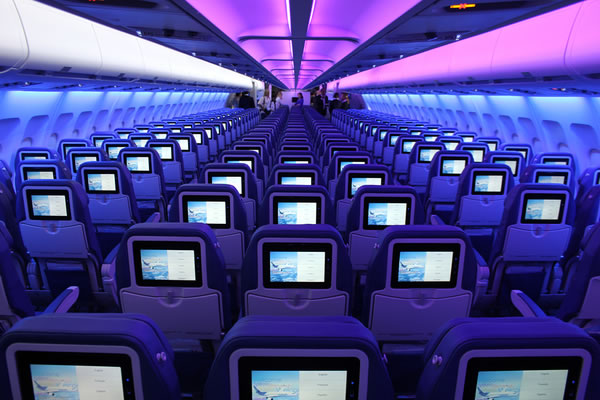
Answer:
(94, 23, 144, 80)
(0, 0, 28, 72)
(566, 0, 600, 78)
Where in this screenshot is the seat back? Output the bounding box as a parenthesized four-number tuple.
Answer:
(14, 147, 58, 170)
(67, 147, 108, 175)
(408, 142, 445, 192)
(241, 225, 352, 317)
(168, 133, 199, 176)
(0, 313, 181, 400)
(521, 164, 575, 192)
(501, 142, 533, 164)
(58, 139, 90, 161)
(486, 150, 525, 182)
(259, 185, 334, 227)
(146, 139, 184, 188)
(364, 225, 477, 341)
(417, 317, 600, 400)
(457, 142, 488, 163)
(15, 160, 71, 190)
(425, 151, 473, 209)
(576, 167, 600, 203)
(267, 163, 326, 188)
(532, 151, 576, 169)
(220, 150, 266, 198)
(393, 136, 425, 179)
(168, 184, 248, 270)
(89, 131, 118, 147)
(102, 139, 134, 161)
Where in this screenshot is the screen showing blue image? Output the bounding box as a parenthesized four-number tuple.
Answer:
(390, 134, 400, 146)
(443, 141, 460, 151)
(350, 176, 383, 196)
(210, 175, 243, 196)
(543, 159, 568, 166)
(441, 159, 467, 176)
(151, 145, 173, 161)
(186, 201, 227, 225)
(251, 370, 347, 400)
(140, 249, 196, 281)
(63, 144, 84, 155)
(283, 160, 310, 164)
(226, 159, 254, 171)
(536, 174, 567, 184)
(132, 138, 149, 147)
(480, 141, 497, 151)
(280, 176, 313, 185)
(153, 133, 167, 139)
(172, 128, 182, 133)
(462, 136, 475, 142)
(418, 148, 439, 163)
(379, 130, 389, 140)
(474, 369, 569, 400)
(25, 170, 55, 180)
(424, 135, 439, 142)
(175, 139, 190, 152)
(467, 149, 484, 163)
(30, 194, 68, 217)
(493, 159, 518, 175)
(523, 198, 563, 222)
(93, 138, 109, 147)
(269, 251, 326, 283)
(22, 154, 48, 161)
(402, 140, 418, 153)
(339, 160, 366, 174)
(87, 173, 117, 193)
(277, 202, 318, 224)
(367, 202, 407, 226)
(397, 251, 453, 282)
(30, 363, 125, 400)
(473, 174, 504, 194)
(192, 134, 202, 144)
(125, 156, 150, 173)
(106, 145, 126, 160)
(73, 155, 98, 172)
(204, 128, 212, 139)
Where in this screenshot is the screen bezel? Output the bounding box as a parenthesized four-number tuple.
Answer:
(26, 189, 72, 221)
(363, 196, 412, 230)
(15, 351, 135, 400)
(123, 154, 152, 174)
(390, 242, 460, 288)
(262, 242, 332, 289)
(535, 171, 569, 185)
(181, 194, 231, 229)
(471, 171, 507, 195)
(22, 167, 57, 181)
(347, 173, 386, 198)
(173, 137, 191, 152)
(273, 196, 322, 225)
(149, 144, 174, 161)
(207, 171, 246, 197)
(238, 356, 360, 400)
(520, 192, 567, 224)
(277, 172, 316, 186)
(439, 156, 469, 177)
(132, 240, 202, 287)
(83, 169, 120, 195)
(462, 356, 583, 400)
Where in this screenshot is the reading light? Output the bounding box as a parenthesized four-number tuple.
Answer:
(455, 34, 462, 41)
(450, 3, 476, 10)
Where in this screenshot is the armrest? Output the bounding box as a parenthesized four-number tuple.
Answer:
(144, 211, 161, 223)
(430, 214, 446, 225)
(101, 244, 120, 305)
(43, 286, 79, 313)
(511, 290, 547, 317)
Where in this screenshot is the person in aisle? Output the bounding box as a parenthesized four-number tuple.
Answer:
(294, 92, 304, 106)
(239, 91, 255, 109)
(273, 91, 283, 110)
(341, 92, 350, 110)
(329, 92, 341, 117)
(257, 91, 271, 118)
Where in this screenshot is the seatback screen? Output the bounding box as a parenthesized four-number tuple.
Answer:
(93, 137, 111, 147)
(493, 157, 519, 176)
(72, 155, 99, 172)
(204, 128, 213, 139)
(418, 148, 439, 163)
(27, 190, 71, 220)
(536, 172, 568, 185)
(402, 140, 419, 154)
(182, 195, 230, 229)
(124, 155, 151, 173)
(21, 153, 49, 161)
(441, 158, 467, 176)
(191, 133, 202, 144)
(543, 157, 569, 166)
(391, 243, 460, 288)
(150, 145, 173, 161)
(472, 172, 506, 195)
(175, 138, 190, 152)
(235, 146, 261, 156)
(263, 242, 332, 288)
(364, 197, 411, 229)
(275, 198, 320, 224)
(282, 158, 310, 164)
(479, 140, 497, 151)
(442, 141, 460, 151)
(24, 168, 56, 181)
(389, 134, 400, 146)
(225, 158, 254, 172)
(62, 143, 85, 156)
(424, 134, 440, 142)
(348, 174, 385, 198)
(338, 160, 366, 175)
(465, 148, 485, 163)
(208, 173, 245, 197)
(132, 138, 149, 147)
(521, 193, 566, 224)
(84, 170, 119, 194)
(133, 241, 202, 286)
(278, 173, 315, 186)
(152, 132, 168, 139)
(106, 145, 127, 160)
(505, 147, 528, 160)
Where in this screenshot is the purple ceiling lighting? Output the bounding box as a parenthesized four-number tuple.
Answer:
(186, 0, 420, 89)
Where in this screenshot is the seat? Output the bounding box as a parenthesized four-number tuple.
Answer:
(326, 151, 372, 196)
(128, 132, 155, 148)
(521, 164, 575, 192)
(111, 223, 231, 344)
(0, 313, 180, 400)
(392, 137, 424, 185)
(476, 136, 502, 151)
(258, 184, 334, 227)
(89, 131, 118, 147)
(233, 142, 270, 174)
(486, 150, 525, 183)
(334, 164, 390, 233)
(66, 147, 108, 175)
(457, 142, 488, 163)
(168, 183, 248, 271)
(16, 180, 113, 306)
(57, 138, 90, 161)
(449, 163, 515, 260)
(146, 139, 184, 198)
(381, 131, 405, 165)
(266, 163, 326, 188)
(416, 317, 600, 400)
(501, 142, 533, 165)
(203, 315, 395, 400)
(220, 150, 266, 200)
(532, 151, 576, 170)
(363, 225, 481, 342)
(488, 183, 575, 312)
(15, 159, 71, 190)
(346, 185, 425, 271)
(407, 142, 445, 196)
(576, 167, 600, 203)
(424, 150, 473, 223)
(240, 225, 352, 317)
(119, 147, 168, 221)
(168, 133, 199, 181)
(14, 147, 58, 169)
(184, 129, 211, 166)
(75, 161, 141, 256)
(102, 139, 135, 161)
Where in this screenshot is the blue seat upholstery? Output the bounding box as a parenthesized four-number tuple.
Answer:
(240, 225, 352, 317)
(201, 163, 259, 231)
(168, 183, 248, 271)
(57, 138, 90, 160)
(146, 139, 184, 197)
(521, 163, 575, 192)
(450, 163, 515, 260)
(457, 142, 489, 163)
(66, 147, 108, 175)
(531, 151, 576, 170)
(258, 184, 334, 227)
(407, 142, 445, 195)
(0, 313, 181, 400)
(16, 180, 109, 305)
(220, 150, 266, 199)
(380, 131, 405, 165)
(501, 142, 533, 165)
(393, 136, 425, 184)
(14, 147, 58, 169)
(326, 151, 372, 194)
(15, 159, 71, 190)
(113, 223, 231, 342)
(417, 317, 600, 400)
(488, 183, 575, 311)
(346, 185, 425, 271)
(119, 147, 168, 221)
(0, 161, 15, 207)
(204, 316, 395, 400)
(168, 133, 199, 180)
(185, 129, 211, 165)
(576, 167, 600, 203)
(424, 150, 473, 223)
(0, 182, 28, 272)
(363, 225, 480, 341)
(75, 161, 141, 255)
(563, 186, 600, 269)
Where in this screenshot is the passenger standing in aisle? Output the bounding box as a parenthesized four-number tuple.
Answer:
(294, 93, 304, 106)
(257, 92, 271, 118)
(239, 91, 255, 109)
(329, 92, 341, 118)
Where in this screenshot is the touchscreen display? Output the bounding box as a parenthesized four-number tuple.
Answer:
(86, 172, 118, 193)
(522, 195, 565, 223)
(391, 243, 459, 288)
(209, 174, 244, 196)
(124, 155, 151, 173)
(441, 159, 467, 176)
(277, 201, 318, 224)
(106, 145, 126, 160)
(349, 175, 383, 197)
(140, 248, 196, 281)
(30, 194, 69, 218)
(466, 149, 484, 163)
(493, 158, 518, 176)
(25, 170, 56, 180)
(150, 145, 173, 161)
(473, 174, 505, 195)
(536, 173, 567, 185)
(73, 155, 98, 172)
(269, 251, 326, 283)
(367, 201, 408, 227)
(418, 148, 439, 163)
(402, 140, 418, 154)
(226, 159, 254, 172)
(186, 200, 227, 225)
(279, 176, 314, 185)
(338, 160, 366, 174)
(175, 138, 190, 152)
